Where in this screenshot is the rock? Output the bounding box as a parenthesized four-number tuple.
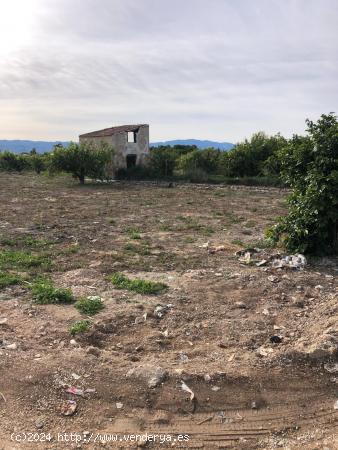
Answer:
(234, 301, 246, 309)
(293, 299, 305, 308)
(218, 342, 226, 348)
(35, 418, 45, 429)
(6, 343, 17, 350)
(70, 339, 78, 346)
(305, 341, 338, 361)
(153, 411, 170, 425)
(86, 346, 101, 357)
(0, 318, 8, 325)
(179, 352, 189, 363)
(270, 335, 283, 344)
(324, 362, 338, 374)
(211, 386, 220, 391)
(116, 402, 123, 409)
(268, 275, 279, 283)
(154, 304, 174, 319)
(126, 365, 167, 388)
(60, 400, 77, 416)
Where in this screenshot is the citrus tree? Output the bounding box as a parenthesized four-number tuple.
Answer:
(49, 141, 114, 184)
(268, 114, 338, 254)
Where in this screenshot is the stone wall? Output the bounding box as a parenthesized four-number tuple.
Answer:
(79, 125, 149, 177)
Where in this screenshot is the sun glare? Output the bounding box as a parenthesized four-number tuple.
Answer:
(0, 0, 38, 54)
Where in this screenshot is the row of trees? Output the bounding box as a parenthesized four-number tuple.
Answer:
(0, 142, 114, 184)
(140, 133, 287, 182)
(0, 135, 287, 184)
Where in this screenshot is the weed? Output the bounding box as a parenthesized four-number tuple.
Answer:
(244, 220, 256, 228)
(22, 236, 53, 247)
(0, 250, 51, 270)
(126, 227, 141, 239)
(0, 238, 16, 246)
(162, 217, 214, 235)
(111, 272, 167, 295)
(231, 239, 244, 246)
(248, 239, 273, 249)
(69, 319, 91, 335)
(159, 224, 171, 232)
(31, 279, 74, 304)
(60, 245, 80, 255)
(226, 213, 242, 224)
(213, 190, 227, 197)
(75, 296, 104, 315)
(0, 271, 21, 289)
(124, 243, 150, 255)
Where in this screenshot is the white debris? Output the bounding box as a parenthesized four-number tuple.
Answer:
(271, 254, 306, 269)
(324, 363, 338, 374)
(181, 381, 195, 401)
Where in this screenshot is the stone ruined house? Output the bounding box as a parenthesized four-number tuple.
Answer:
(79, 124, 149, 176)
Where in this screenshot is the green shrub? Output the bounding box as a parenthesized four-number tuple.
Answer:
(31, 279, 74, 304)
(69, 319, 91, 335)
(75, 296, 104, 315)
(111, 272, 167, 295)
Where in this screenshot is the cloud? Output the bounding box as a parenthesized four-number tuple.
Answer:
(0, 0, 337, 140)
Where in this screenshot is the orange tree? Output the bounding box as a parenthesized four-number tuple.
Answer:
(267, 114, 338, 254)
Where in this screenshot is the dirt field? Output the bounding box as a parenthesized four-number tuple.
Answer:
(0, 173, 337, 449)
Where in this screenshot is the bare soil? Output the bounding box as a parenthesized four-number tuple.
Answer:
(0, 173, 337, 449)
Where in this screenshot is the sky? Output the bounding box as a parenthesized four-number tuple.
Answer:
(0, 0, 337, 143)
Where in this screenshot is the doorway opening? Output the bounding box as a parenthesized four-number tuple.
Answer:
(126, 154, 137, 168)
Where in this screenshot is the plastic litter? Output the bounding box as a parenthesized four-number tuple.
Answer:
(181, 381, 195, 401)
(65, 386, 85, 397)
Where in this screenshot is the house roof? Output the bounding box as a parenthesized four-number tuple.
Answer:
(79, 124, 148, 138)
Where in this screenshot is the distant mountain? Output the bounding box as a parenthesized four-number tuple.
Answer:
(0, 138, 234, 153)
(151, 139, 234, 151)
(0, 140, 70, 153)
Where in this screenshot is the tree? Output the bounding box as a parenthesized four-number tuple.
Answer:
(0, 151, 30, 172)
(146, 145, 199, 178)
(222, 132, 287, 177)
(29, 153, 47, 174)
(49, 141, 114, 184)
(267, 113, 338, 254)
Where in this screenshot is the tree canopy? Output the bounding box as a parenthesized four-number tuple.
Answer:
(268, 113, 338, 254)
(49, 141, 114, 184)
